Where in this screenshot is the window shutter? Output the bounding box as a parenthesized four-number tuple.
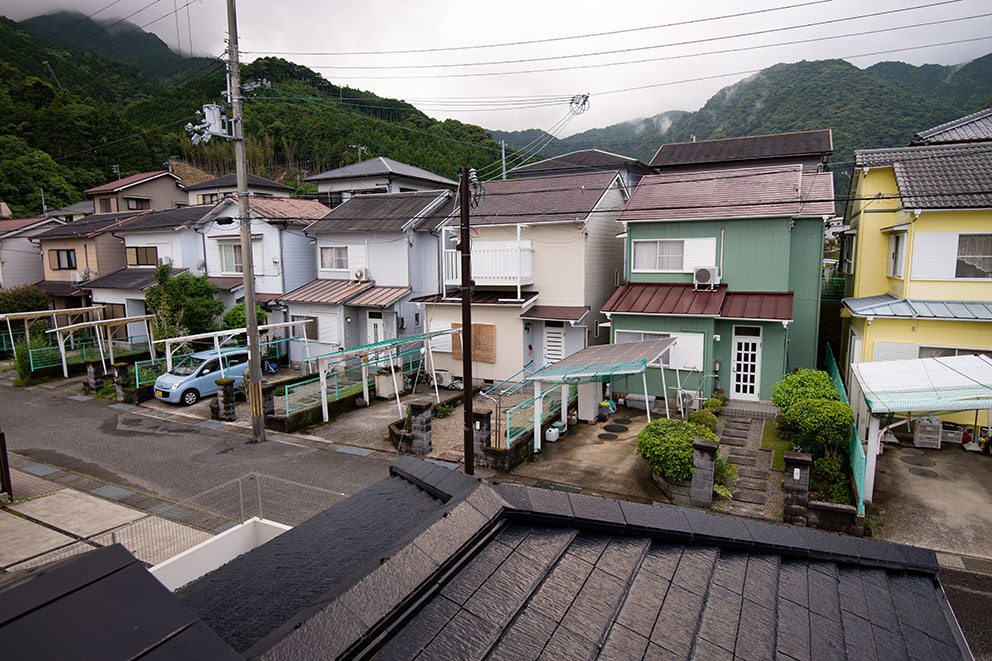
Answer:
(871, 341, 917, 362)
(683, 238, 718, 272)
(669, 332, 705, 370)
(428, 321, 452, 352)
(312, 312, 338, 345)
(911, 233, 956, 280)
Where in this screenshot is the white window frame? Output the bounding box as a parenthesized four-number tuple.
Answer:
(631, 239, 684, 273)
(955, 233, 992, 280)
(918, 345, 992, 359)
(614, 330, 672, 367)
(219, 243, 243, 274)
(840, 233, 856, 274)
(886, 232, 906, 278)
(320, 246, 349, 271)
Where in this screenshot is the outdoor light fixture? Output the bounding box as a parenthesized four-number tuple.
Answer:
(215, 216, 234, 226)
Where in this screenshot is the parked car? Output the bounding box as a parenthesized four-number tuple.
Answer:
(153, 348, 250, 405)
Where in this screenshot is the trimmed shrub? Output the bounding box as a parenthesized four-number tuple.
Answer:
(702, 397, 723, 412)
(779, 398, 854, 459)
(637, 418, 718, 483)
(689, 408, 718, 431)
(771, 369, 839, 413)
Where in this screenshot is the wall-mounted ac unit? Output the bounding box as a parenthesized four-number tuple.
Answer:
(351, 268, 367, 282)
(693, 266, 719, 290)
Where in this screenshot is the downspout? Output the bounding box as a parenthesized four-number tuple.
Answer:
(719, 228, 725, 278)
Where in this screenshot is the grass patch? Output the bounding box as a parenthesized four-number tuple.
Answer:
(761, 418, 790, 470)
(12, 374, 62, 387)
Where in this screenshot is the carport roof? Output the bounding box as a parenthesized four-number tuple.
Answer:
(853, 354, 992, 413)
(526, 338, 676, 384)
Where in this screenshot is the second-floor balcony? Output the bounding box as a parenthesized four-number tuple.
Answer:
(443, 243, 533, 286)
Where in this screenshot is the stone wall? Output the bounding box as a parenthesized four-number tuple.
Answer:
(783, 450, 864, 536)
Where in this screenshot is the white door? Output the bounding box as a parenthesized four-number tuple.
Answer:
(367, 311, 384, 345)
(544, 324, 565, 362)
(731, 326, 762, 401)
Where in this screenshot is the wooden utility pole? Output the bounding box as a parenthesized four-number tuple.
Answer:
(227, 0, 265, 443)
(459, 167, 474, 475)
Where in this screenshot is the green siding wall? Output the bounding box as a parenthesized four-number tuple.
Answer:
(787, 217, 824, 369)
(713, 320, 788, 400)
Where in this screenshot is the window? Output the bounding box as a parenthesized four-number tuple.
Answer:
(919, 346, 992, 359)
(99, 198, 112, 213)
(956, 234, 992, 279)
(292, 315, 318, 341)
(198, 193, 219, 205)
(614, 329, 705, 370)
(329, 191, 343, 207)
(48, 249, 76, 270)
(840, 234, 856, 274)
(220, 243, 243, 273)
(320, 246, 348, 270)
(633, 240, 684, 271)
(125, 197, 150, 210)
(254, 192, 273, 199)
(126, 246, 158, 266)
(615, 330, 671, 366)
(886, 233, 905, 277)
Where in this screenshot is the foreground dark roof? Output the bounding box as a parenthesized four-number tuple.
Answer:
(512, 149, 651, 175)
(0, 544, 239, 659)
(80, 267, 185, 291)
(306, 190, 452, 233)
(181, 457, 965, 660)
(911, 107, 992, 145)
(603, 283, 794, 320)
(116, 205, 213, 232)
(183, 173, 294, 191)
(34, 211, 146, 239)
(650, 129, 833, 168)
(278, 278, 374, 305)
(305, 156, 457, 187)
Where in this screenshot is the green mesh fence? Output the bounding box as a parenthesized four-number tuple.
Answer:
(826, 344, 865, 516)
(503, 383, 578, 449)
(28, 335, 150, 372)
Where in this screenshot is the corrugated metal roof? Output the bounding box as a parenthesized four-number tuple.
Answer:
(519, 305, 589, 321)
(650, 129, 832, 168)
(84, 171, 176, 194)
(853, 354, 992, 413)
(247, 198, 329, 224)
(721, 291, 794, 320)
(619, 165, 834, 222)
(603, 283, 793, 320)
(346, 286, 411, 308)
(844, 294, 992, 320)
(0, 217, 59, 237)
(305, 157, 456, 186)
(278, 278, 374, 305)
(511, 149, 649, 175)
(526, 338, 677, 383)
(912, 107, 992, 145)
(306, 190, 452, 233)
(410, 290, 539, 306)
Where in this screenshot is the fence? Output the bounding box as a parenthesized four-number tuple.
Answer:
(131, 336, 298, 388)
(28, 334, 151, 371)
(825, 344, 865, 516)
(282, 347, 424, 415)
(185, 472, 345, 527)
(503, 383, 578, 449)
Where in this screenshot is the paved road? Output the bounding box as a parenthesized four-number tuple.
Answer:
(0, 384, 393, 506)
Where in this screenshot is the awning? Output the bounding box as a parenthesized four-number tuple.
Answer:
(520, 305, 589, 322)
(347, 286, 411, 308)
(526, 338, 676, 384)
(853, 354, 992, 414)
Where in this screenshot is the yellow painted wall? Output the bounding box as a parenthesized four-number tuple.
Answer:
(423, 304, 524, 382)
(906, 210, 992, 301)
(850, 168, 906, 298)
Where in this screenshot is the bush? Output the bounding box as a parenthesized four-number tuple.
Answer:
(432, 403, 453, 419)
(714, 455, 738, 490)
(637, 418, 718, 483)
(811, 456, 852, 505)
(771, 369, 839, 413)
(0, 285, 48, 314)
(702, 397, 723, 412)
(13, 335, 51, 379)
(779, 398, 854, 459)
(689, 409, 718, 431)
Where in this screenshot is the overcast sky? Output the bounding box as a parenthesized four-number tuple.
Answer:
(3, 0, 991, 137)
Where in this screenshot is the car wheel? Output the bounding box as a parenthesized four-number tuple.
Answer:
(181, 389, 199, 406)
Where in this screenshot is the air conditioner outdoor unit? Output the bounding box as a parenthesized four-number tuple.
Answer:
(693, 266, 720, 290)
(351, 268, 367, 282)
(432, 369, 453, 388)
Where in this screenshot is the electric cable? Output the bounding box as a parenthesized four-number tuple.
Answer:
(31, 0, 126, 42)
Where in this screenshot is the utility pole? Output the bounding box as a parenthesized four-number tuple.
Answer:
(501, 140, 507, 180)
(227, 0, 265, 443)
(459, 167, 474, 475)
(349, 144, 367, 161)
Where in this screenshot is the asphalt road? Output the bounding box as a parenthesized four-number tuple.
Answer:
(0, 384, 393, 506)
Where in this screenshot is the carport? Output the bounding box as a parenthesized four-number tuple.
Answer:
(852, 354, 992, 501)
(1, 305, 105, 359)
(45, 314, 155, 377)
(525, 338, 676, 451)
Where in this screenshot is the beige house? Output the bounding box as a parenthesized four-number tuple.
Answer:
(85, 171, 186, 214)
(183, 173, 294, 206)
(412, 171, 627, 383)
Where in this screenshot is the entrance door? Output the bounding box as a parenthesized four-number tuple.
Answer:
(544, 323, 565, 362)
(367, 311, 385, 346)
(731, 326, 762, 400)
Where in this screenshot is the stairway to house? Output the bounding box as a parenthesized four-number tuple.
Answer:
(717, 416, 770, 520)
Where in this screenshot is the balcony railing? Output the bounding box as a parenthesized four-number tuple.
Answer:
(443, 246, 534, 286)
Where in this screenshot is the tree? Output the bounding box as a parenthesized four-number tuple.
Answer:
(222, 302, 267, 330)
(0, 284, 48, 314)
(143, 264, 223, 339)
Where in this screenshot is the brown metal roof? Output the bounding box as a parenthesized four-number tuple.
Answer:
(519, 305, 589, 321)
(347, 286, 412, 308)
(278, 278, 373, 305)
(650, 129, 833, 168)
(410, 290, 539, 306)
(84, 171, 177, 194)
(603, 282, 793, 320)
(206, 277, 243, 292)
(247, 198, 329, 225)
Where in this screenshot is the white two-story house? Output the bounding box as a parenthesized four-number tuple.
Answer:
(412, 171, 628, 383)
(305, 157, 456, 208)
(278, 190, 453, 365)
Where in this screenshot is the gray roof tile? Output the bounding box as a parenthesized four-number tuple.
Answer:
(697, 583, 743, 654)
(776, 594, 811, 661)
(650, 583, 707, 657)
(305, 156, 456, 186)
(912, 107, 992, 145)
(810, 610, 849, 660)
(742, 554, 780, 606)
(599, 623, 651, 659)
(614, 566, 671, 637)
(735, 599, 777, 661)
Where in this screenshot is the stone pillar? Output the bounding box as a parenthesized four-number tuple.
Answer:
(473, 410, 492, 459)
(409, 403, 432, 455)
(690, 438, 718, 509)
(783, 451, 812, 526)
(215, 378, 237, 422)
(112, 363, 128, 402)
(261, 381, 275, 417)
(85, 359, 105, 394)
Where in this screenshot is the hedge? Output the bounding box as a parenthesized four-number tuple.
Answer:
(688, 409, 718, 432)
(637, 418, 718, 483)
(771, 369, 839, 412)
(778, 398, 854, 459)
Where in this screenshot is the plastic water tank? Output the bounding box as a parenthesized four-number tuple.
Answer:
(545, 426, 560, 443)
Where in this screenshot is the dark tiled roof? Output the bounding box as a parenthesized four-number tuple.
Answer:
(116, 205, 213, 232)
(512, 149, 651, 175)
(650, 129, 833, 168)
(619, 165, 835, 221)
(278, 278, 374, 305)
(411, 290, 540, 306)
(183, 173, 294, 191)
(520, 305, 589, 321)
(209, 457, 964, 660)
(0, 545, 239, 660)
(34, 211, 147, 238)
(306, 190, 453, 233)
(305, 156, 457, 187)
(912, 107, 992, 145)
(80, 267, 185, 291)
(33, 280, 81, 297)
(603, 283, 794, 320)
(855, 143, 992, 208)
(44, 200, 94, 216)
(84, 170, 176, 194)
(206, 276, 243, 292)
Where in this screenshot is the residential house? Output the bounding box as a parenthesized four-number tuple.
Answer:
(841, 109, 992, 427)
(279, 190, 452, 364)
(305, 156, 456, 207)
(183, 173, 294, 206)
(44, 200, 94, 223)
(84, 170, 187, 214)
(604, 164, 834, 402)
(511, 148, 654, 194)
(650, 129, 833, 173)
(32, 211, 146, 308)
(413, 171, 628, 383)
(0, 217, 64, 290)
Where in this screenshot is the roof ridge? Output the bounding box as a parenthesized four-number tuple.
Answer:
(915, 106, 992, 139)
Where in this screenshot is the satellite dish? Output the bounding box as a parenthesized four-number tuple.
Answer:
(83, 267, 91, 276)
(196, 259, 206, 271)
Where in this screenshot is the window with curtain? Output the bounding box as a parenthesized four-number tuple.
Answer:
(632, 240, 684, 271)
(320, 246, 348, 270)
(956, 234, 992, 278)
(220, 243, 243, 273)
(614, 330, 670, 366)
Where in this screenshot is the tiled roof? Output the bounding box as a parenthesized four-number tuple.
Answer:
(306, 190, 452, 233)
(346, 285, 411, 308)
(0, 217, 58, 237)
(33, 280, 81, 297)
(844, 294, 992, 320)
(619, 165, 835, 221)
(305, 156, 457, 187)
(183, 173, 294, 191)
(34, 211, 147, 239)
(650, 129, 833, 168)
(520, 305, 589, 321)
(512, 149, 650, 175)
(278, 278, 374, 305)
(182, 456, 964, 660)
(80, 267, 185, 291)
(603, 283, 794, 320)
(116, 205, 213, 232)
(246, 197, 329, 224)
(411, 290, 540, 306)
(44, 200, 94, 216)
(912, 107, 992, 145)
(855, 143, 992, 208)
(441, 171, 622, 227)
(84, 170, 177, 194)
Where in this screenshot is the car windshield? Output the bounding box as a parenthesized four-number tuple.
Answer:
(169, 356, 207, 376)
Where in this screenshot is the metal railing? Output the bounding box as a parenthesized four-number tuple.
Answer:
(826, 344, 865, 516)
(27, 335, 151, 371)
(503, 383, 577, 449)
(130, 336, 298, 388)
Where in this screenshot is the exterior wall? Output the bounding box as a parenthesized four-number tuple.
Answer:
(201, 219, 282, 294)
(0, 235, 44, 289)
(186, 185, 291, 205)
(583, 184, 626, 345)
(41, 235, 124, 283)
(91, 177, 186, 213)
(787, 217, 825, 369)
(123, 230, 194, 269)
(93, 234, 127, 278)
(847, 168, 906, 299)
(279, 229, 316, 293)
(314, 175, 446, 199)
(87, 287, 149, 338)
(655, 155, 825, 174)
(905, 211, 992, 302)
(314, 231, 409, 287)
(423, 304, 525, 382)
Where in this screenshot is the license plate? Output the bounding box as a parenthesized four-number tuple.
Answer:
(155, 390, 165, 397)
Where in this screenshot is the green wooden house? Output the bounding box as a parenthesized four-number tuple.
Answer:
(604, 163, 834, 402)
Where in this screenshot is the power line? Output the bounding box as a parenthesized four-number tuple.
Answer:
(52, 117, 195, 162)
(33, 0, 126, 42)
(63, 0, 162, 51)
(70, 0, 200, 56)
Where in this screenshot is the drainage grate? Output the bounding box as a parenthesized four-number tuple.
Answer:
(900, 456, 936, 467)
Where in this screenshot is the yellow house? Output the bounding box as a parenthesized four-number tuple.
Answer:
(841, 109, 992, 430)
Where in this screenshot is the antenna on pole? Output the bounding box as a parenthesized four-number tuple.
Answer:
(349, 144, 368, 161)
